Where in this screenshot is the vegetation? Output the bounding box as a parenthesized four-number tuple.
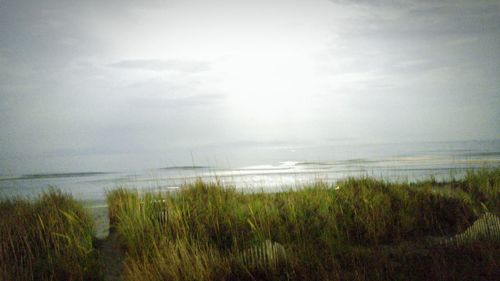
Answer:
(1, 169, 498, 280)
(108, 168, 500, 281)
(0, 190, 102, 281)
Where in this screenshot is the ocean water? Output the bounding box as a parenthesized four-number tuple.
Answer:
(1, 139, 499, 203)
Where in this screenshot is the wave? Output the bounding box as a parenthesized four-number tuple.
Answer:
(158, 165, 212, 171)
(459, 151, 500, 157)
(0, 172, 110, 181)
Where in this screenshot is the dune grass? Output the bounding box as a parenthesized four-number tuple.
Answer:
(0, 189, 102, 281)
(1, 169, 497, 280)
(108, 168, 499, 281)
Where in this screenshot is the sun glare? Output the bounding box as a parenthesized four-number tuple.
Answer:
(216, 47, 319, 128)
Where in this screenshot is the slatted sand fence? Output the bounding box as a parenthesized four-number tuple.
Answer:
(235, 240, 288, 271)
(443, 212, 500, 246)
(140, 198, 169, 225)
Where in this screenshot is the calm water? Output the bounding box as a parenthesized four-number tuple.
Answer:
(1, 140, 499, 203)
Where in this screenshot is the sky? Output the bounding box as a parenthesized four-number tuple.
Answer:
(1, 0, 499, 174)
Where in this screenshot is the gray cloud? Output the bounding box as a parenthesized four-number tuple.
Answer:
(321, 0, 500, 83)
(328, 0, 412, 8)
(131, 94, 225, 109)
(109, 59, 211, 73)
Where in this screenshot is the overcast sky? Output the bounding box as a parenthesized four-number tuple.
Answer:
(1, 0, 499, 173)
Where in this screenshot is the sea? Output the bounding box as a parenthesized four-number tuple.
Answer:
(1, 139, 499, 204)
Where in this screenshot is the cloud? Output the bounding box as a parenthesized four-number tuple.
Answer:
(319, 0, 500, 88)
(328, 0, 411, 8)
(130, 93, 225, 109)
(108, 59, 211, 73)
(1, 0, 499, 173)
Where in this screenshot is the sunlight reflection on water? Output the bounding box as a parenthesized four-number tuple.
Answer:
(1, 140, 499, 202)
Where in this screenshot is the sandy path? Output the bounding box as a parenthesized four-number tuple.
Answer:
(96, 231, 125, 281)
(86, 205, 125, 280)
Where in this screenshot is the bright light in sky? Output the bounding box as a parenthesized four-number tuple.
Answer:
(94, 0, 332, 127)
(0, 0, 499, 173)
(219, 43, 320, 126)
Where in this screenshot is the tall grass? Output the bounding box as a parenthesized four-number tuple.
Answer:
(108, 169, 499, 281)
(461, 168, 500, 212)
(0, 189, 101, 281)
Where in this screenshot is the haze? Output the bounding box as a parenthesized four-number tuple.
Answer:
(1, 0, 499, 174)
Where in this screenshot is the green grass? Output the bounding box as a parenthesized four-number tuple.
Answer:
(108, 169, 500, 281)
(0, 189, 102, 281)
(1, 168, 498, 280)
